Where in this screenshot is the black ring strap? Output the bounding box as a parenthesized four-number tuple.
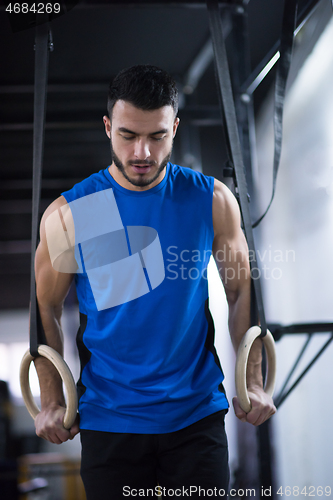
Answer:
(29, 20, 52, 358)
(206, 0, 267, 336)
(206, 0, 298, 337)
(253, 0, 298, 228)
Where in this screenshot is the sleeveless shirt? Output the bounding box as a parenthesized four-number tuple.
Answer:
(61, 162, 228, 433)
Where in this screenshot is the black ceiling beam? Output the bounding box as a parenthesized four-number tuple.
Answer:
(241, 0, 325, 94)
(0, 104, 222, 131)
(78, 0, 233, 3)
(0, 83, 108, 93)
(73, 1, 232, 5)
(0, 1, 235, 11)
(0, 121, 102, 131)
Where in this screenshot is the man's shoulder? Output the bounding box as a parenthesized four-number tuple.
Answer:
(169, 163, 214, 192)
(212, 179, 241, 236)
(62, 168, 110, 203)
(213, 178, 237, 205)
(170, 162, 210, 179)
(39, 196, 77, 274)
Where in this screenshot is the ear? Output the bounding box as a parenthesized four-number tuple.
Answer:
(173, 117, 180, 138)
(103, 116, 111, 139)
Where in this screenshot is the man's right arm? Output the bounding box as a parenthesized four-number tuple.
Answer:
(34, 196, 79, 444)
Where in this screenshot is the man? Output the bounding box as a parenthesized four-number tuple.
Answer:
(34, 65, 275, 498)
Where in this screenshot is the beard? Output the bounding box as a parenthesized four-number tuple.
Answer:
(110, 140, 172, 188)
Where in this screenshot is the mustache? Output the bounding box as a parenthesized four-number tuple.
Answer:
(128, 160, 156, 166)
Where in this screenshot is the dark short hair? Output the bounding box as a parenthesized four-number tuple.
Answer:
(107, 65, 178, 119)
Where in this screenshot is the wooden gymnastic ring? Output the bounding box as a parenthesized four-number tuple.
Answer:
(235, 326, 276, 414)
(20, 345, 78, 430)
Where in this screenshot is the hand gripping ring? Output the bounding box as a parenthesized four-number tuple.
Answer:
(235, 326, 276, 414)
(20, 345, 78, 430)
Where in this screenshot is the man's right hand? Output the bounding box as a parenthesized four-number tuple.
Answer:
(35, 404, 80, 444)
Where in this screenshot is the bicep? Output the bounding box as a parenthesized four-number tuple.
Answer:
(213, 229, 250, 295)
(35, 197, 75, 313)
(35, 242, 74, 311)
(212, 180, 250, 296)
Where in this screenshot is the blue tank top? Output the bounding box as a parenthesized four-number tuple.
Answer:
(62, 163, 228, 433)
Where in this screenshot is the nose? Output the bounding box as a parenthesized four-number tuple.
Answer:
(134, 138, 150, 160)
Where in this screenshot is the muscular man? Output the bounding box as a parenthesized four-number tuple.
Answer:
(34, 65, 275, 499)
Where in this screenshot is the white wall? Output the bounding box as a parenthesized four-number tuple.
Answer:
(208, 260, 239, 480)
(255, 17, 333, 490)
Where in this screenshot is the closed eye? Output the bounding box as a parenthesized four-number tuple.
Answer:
(151, 135, 166, 141)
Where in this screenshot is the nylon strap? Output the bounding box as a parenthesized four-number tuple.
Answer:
(253, 0, 298, 228)
(206, 0, 267, 335)
(29, 21, 52, 357)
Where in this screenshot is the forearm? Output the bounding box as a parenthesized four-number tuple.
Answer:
(34, 303, 66, 409)
(227, 283, 263, 389)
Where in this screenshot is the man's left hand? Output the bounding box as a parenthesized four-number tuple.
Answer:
(232, 385, 276, 426)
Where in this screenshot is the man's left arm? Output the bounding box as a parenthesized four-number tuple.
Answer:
(212, 179, 276, 426)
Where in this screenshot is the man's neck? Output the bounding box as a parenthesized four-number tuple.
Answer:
(108, 163, 167, 192)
